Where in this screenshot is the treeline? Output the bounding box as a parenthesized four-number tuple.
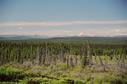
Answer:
(0, 40, 127, 67)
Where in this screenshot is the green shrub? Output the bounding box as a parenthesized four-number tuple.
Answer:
(0, 65, 25, 82)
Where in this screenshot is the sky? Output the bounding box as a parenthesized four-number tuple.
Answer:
(0, 0, 127, 37)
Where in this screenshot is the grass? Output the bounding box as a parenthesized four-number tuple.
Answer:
(0, 65, 127, 84)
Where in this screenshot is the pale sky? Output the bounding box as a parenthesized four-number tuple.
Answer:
(0, 0, 127, 37)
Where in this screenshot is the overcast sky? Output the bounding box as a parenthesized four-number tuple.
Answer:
(0, 0, 127, 37)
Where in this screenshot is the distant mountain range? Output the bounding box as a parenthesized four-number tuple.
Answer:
(0, 35, 127, 40)
(0, 35, 49, 40)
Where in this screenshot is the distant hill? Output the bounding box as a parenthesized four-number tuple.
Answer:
(0, 35, 127, 44)
(0, 35, 48, 40)
(49, 36, 127, 44)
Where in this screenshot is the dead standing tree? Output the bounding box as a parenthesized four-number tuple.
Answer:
(81, 40, 92, 68)
(87, 41, 92, 65)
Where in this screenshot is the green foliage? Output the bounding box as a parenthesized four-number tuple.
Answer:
(102, 75, 127, 84)
(0, 65, 25, 82)
(0, 39, 127, 83)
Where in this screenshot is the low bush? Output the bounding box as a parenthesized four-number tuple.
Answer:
(0, 65, 25, 82)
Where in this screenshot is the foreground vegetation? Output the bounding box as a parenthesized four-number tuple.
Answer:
(0, 38, 127, 84)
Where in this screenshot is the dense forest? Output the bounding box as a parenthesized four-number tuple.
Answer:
(0, 37, 127, 84)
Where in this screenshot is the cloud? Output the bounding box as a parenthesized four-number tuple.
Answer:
(0, 28, 127, 36)
(0, 20, 127, 27)
(18, 26, 23, 30)
(114, 29, 121, 33)
(0, 20, 127, 36)
(78, 32, 84, 36)
(40, 30, 72, 36)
